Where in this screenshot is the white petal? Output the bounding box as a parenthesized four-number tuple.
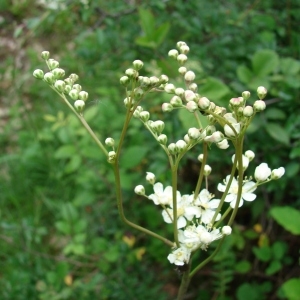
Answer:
(243, 193, 256, 201)
(208, 199, 220, 209)
(177, 216, 187, 229)
(153, 182, 163, 194)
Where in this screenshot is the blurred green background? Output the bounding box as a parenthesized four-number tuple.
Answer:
(1, 0, 300, 299)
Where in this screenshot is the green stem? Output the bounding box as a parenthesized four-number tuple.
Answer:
(177, 260, 192, 300)
(171, 163, 180, 247)
(189, 237, 225, 278)
(194, 143, 208, 199)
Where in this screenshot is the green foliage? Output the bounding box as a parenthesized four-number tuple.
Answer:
(1, 0, 299, 299)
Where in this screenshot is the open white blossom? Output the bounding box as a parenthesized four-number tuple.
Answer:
(218, 176, 257, 208)
(167, 246, 191, 266)
(193, 189, 221, 224)
(148, 182, 179, 206)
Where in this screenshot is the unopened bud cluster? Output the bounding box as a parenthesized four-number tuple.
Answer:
(33, 51, 90, 113)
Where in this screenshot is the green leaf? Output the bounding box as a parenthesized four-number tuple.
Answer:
(290, 146, 300, 159)
(64, 154, 82, 173)
(252, 246, 272, 262)
(178, 109, 202, 131)
(54, 145, 76, 159)
(152, 22, 170, 46)
(281, 278, 300, 300)
(272, 241, 287, 260)
(61, 203, 78, 221)
(266, 260, 282, 275)
(237, 283, 261, 300)
(270, 206, 300, 235)
(138, 8, 155, 36)
(200, 77, 231, 104)
(265, 108, 286, 120)
(84, 106, 100, 122)
(265, 122, 290, 146)
(235, 260, 252, 273)
(280, 57, 300, 75)
(237, 65, 253, 83)
(252, 49, 279, 77)
(121, 145, 148, 169)
(55, 221, 71, 234)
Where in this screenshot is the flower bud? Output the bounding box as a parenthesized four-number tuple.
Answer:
(177, 41, 187, 48)
(157, 134, 167, 145)
(41, 51, 50, 60)
(242, 91, 250, 100)
(134, 87, 144, 99)
(186, 101, 198, 112)
(184, 71, 195, 82)
(146, 172, 156, 184)
(229, 97, 243, 107)
(179, 45, 190, 54)
(176, 140, 187, 152)
(177, 54, 188, 64)
(124, 97, 134, 108)
(162, 103, 173, 112)
(271, 167, 285, 179)
(184, 134, 190, 144)
(253, 100, 266, 111)
(198, 97, 210, 110)
(33, 69, 44, 79)
(78, 91, 88, 101)
(120, 75, 130, 86)
(168, 49, 179, 58)
(73, 84, 82, 92)
(188, 83, 198, 92)
(52, 68, 65, 79)
(255, 163, 271, 181)
(257, 86, 267, 100)
(74, 100, 85, 112)
(149, 76, 159, 86)
(125, 68, 138, 78)
(140, 111, 150, 122)
(69, 89, 79, 100)
(170, 95, 182, 107)
(198, 154, 204, 162)
(159, 74, 169, 84)
(48, 59, 59, 70)
(105, 137, 115, 147)
(133, 60, 143, 70)
(107, 151, 116, 163)
(216, 139, 229, 149)
(245, 150, 255, 161)
(69, 73, 79, 82)
(164, 83, 176, 93)
(232, 154, 249, 171)
(204, 165, 212, 176)
(134, 185, 145, 195)
(175, 88, 185, 97)
(54, 80, 66, 92)
(178, 67, 187, 75)
(184, 90, 196, 102)
(150, 120, 165, 134)
(222, 226, 232, 235)
(43, 72, 55, 84)
(224, 123, 241, 137)
(168, 143, 177, 154)
(133, 106, 143, 118)
(64, 85, 72, 94)
(188, 127, 201, 140)
(243, 106, 254, 117)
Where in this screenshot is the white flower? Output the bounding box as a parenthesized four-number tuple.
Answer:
(167, 247, 191, 266)
(218, 176, 257, 208)
(148, 182, 179, 206)
(181, 225, 222, 250)
(232, 154, 250, 170)
(245, 150, 255, 161)
(193, 189, 221, 224)
(255, 163, 271, 182)
(162, 195, 197, 228)
(271, 167, 285, 179)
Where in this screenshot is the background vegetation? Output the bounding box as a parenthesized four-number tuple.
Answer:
(0, 0, 299, 299)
